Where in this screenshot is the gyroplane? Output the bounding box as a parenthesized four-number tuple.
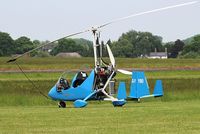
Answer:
(7, 1, 198, 108)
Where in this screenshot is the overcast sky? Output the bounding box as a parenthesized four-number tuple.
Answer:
(0, 0, 199, 42)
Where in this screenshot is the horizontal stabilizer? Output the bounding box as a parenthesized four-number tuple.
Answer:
(132, 80, 164, 99)
(117, 82, 127, 100)
(152, 80, 163, 97)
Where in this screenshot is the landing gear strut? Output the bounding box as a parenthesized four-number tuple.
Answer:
(58, 101, 66, 108)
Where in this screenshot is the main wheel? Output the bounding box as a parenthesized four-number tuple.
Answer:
(58, 101, 66, 108)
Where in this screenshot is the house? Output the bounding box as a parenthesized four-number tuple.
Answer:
(147, 48, 168, 59)
(56, 52, 81, 58)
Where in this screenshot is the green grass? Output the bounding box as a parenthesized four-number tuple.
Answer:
(0, 72, 62, 81)
(1, 70, 200, 81)
(1, 57, 94, 71)
(0, 95, 56, 106)
(0, 78, 200, 106)
(1, 57, 200, 71)
(116, 70, 200, 79)
(1, 57, 200, 133)
(1, 57, 200, 106)
(0, 101, 200, 134)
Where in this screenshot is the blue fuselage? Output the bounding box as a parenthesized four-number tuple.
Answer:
(48, 70, 95, 101)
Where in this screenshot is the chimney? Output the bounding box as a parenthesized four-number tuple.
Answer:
(165, 48, 167, 53)
(155, 48, 157, 55)
(155, 48, 157, 52)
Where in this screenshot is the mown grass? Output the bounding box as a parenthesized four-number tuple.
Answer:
(1, 57, 200, 70)
(0, 101, 200, 134)
(0, 57, 200, 133)
(0, 78, 200, 106)
(1, 57, 93, 71)
(1, 57, 200, 106)
(0, 70, 200, 81)
(1, 70, 200, 81)
(116, 70, 200, 79)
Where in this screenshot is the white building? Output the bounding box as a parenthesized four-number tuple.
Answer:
(147, 48, 168, 59)
(56, 52, 81, 58)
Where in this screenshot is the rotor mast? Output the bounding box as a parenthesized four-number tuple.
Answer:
(92, 28, 102, 70)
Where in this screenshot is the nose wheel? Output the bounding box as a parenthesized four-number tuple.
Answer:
(58, 101, 66, 108)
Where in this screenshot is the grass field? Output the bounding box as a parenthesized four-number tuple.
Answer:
(1, 70, 200, 81)
(0, 78, 200, 107)
(0, 101, 200, 134)
(0, 57, 200, 133)
(1, 57, 200, 71)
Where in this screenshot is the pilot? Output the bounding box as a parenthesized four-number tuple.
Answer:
(57, 78, 70, 92)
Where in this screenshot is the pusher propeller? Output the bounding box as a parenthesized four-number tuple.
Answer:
(117, 69, 132, 75)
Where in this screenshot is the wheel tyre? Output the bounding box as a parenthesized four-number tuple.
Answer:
(58, 101, 66, 108)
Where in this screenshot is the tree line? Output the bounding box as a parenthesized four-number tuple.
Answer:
(0, 31, 199, 58)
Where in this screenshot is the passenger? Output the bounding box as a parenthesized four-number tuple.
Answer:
(73, 71, 88, 88)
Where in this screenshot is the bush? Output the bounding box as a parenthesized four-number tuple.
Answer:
(179, 52, 200, 59)
(35, 51, 51, 57)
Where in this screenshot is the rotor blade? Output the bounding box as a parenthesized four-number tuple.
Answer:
(106, 44, 115, 67)
(117, 69, 132, 75)
(7, 29, 90, 63)
(98, 1, 198, 29)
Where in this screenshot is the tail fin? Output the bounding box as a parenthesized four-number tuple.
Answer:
(117, 82, 127, 100)
(153, 80, 163, 97)
(129, 71, 150, 99)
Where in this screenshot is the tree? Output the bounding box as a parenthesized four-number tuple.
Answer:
(74, 38, 93, 57)
(110, 30, 163, 57)
(14, 36, 35, 54)
(164, 39, 185, 58)
(164, 42, 174, 58)
(50, 39, 82, 56)
(106, 39, 112, 46)
(181, 35, 200, 58)
(171, 39, 185, 58)
(0, 32, 15, 56)
(111, 39, 132, 57)
(33, 40, 41, 46)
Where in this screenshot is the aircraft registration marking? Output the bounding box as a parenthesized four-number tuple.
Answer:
(132, 79, 144, 84)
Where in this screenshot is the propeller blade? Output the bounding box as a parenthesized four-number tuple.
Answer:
(106, 44, 115, 67)
(7, 29, 90, 63)
(117, 69, 132, 75)
(98, 1, 198, 29)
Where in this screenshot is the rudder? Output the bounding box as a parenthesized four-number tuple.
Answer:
(153, 80, 163, 97)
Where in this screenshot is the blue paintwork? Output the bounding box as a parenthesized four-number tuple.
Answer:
(153, 80, 163, 97)
(48, 70, 95, 101)
(83, 90, 98, 101)
(129, 71, 150, 99)
(112, 99, 126, 107)
(129, 71, 164, 99)
(74, 100, 88, 108)
(117, 82, 127, 100)
(70, 73, 78, 87)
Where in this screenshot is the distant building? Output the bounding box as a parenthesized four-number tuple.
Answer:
(56, 52, 81, 58)
(147, 48, 168, 59)
(40, 42, 54, 53)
